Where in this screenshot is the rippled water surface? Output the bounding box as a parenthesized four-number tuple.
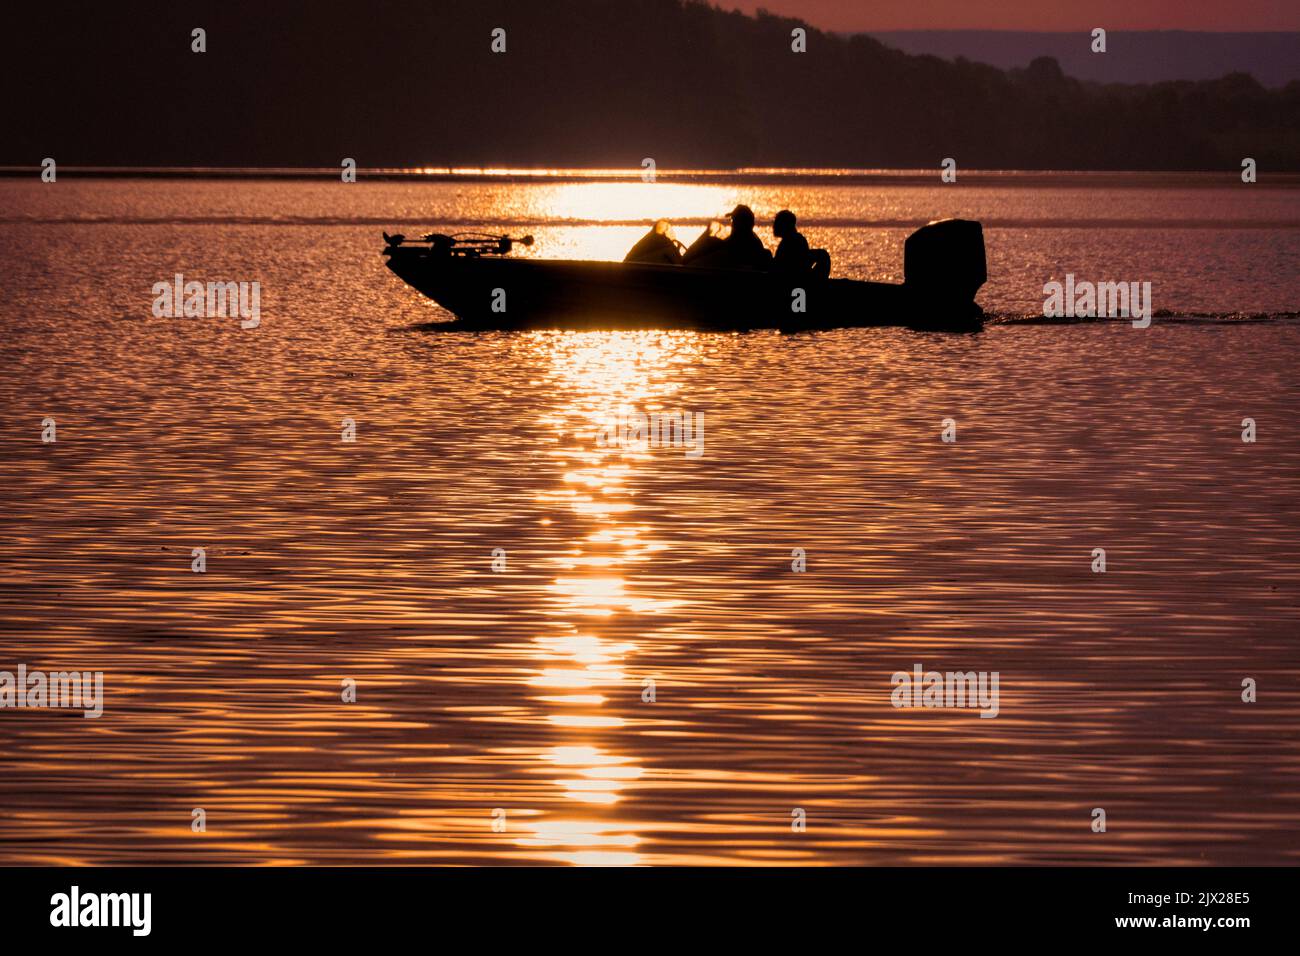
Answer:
(1, 175, 1298, 864)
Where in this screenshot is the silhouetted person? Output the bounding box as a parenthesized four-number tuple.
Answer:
(682, 219, 726, 265)
(771, 209, 831, 279)
(685, 205, 771, 271)
(720, 205, 772, 270)
(771, 209, 810, 275)
(624, 219, 684, 265)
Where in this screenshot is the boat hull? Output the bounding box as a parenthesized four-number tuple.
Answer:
(383, 247, 983, 333)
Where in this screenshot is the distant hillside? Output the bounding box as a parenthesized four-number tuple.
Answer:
(4, 0, 1298, 170)
(869, 31, 1300, 89)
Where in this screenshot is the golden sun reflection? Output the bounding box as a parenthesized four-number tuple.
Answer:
(547, 714, 625, 729)
(538, 182, 735, 224)
(517, 816, 641, 867)
(548, 576, 680, 615)
(485, 181, 741, 260)
(503, 331, 702, 865)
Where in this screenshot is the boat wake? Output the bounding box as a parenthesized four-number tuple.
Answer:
(991, 310, 1300, 326)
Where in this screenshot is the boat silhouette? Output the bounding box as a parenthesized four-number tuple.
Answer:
(382, 219, 986, 333)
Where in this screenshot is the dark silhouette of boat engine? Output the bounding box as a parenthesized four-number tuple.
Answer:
(903, 219, 987, 313)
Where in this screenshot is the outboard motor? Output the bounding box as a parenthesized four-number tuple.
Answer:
(903, 219, 987, 315)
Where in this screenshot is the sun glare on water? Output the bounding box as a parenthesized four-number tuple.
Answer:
(521, 182, 737, 260)
(497, 331, 706, 864)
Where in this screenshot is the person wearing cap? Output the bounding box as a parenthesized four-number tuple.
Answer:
(681, 204, 773, 271)
(722, 204, 772, 270)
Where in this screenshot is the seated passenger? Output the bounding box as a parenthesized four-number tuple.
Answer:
(624, 219, 684, 264)
(771, 209, 810, 275)
(720, 204, 773, 270)
(682, 220, 726, 265)
(772, 209, 832, 279)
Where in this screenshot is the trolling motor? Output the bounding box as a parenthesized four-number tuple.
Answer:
(382, 231, 534, 257)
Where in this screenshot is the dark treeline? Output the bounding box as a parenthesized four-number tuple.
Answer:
(4, 0, 1298, 170)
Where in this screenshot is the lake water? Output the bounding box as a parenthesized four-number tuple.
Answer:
(1, 171, 1298, 865)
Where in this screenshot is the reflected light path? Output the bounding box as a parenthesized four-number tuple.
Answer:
(511, 332, 703, 864)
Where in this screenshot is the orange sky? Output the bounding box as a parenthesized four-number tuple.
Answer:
(723, 0, 1299, 32)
